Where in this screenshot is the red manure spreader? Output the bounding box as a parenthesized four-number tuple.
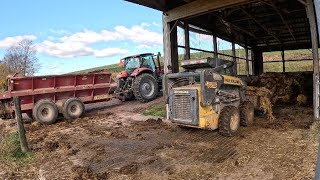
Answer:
(0, 72, 116, 125)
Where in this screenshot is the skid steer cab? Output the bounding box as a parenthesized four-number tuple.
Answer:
(115, 53, 163, 102)
(164, 57, 254, 136)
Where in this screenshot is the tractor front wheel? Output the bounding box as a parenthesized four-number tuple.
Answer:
(133, 73, 158, 102)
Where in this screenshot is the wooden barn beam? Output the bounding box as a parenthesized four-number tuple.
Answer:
(170, 24, 179, 73)
(126, 0, 165, 11)
(190, 21, 249, 48)
(232, 42, 237, 75)
(306, 0, 320, 120)
(261, 1, 296, 41)
(252, 48, 263, 75)
(297, 0, 306, 6)
(181, 0, 193, 2)
(165, 0, 254, 22)
(245, 46, 250, 77)
(218, 17, 258, 40)
(241, 8, 281, 43)
(216, 16, 269, 45)
(163, 15, 178, 73)
(184, 22, 191, 60)
(213, 35, 218, 59)
(281, 49, 285, 73)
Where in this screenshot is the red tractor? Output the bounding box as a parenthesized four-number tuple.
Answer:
(115, 53, 163, 102)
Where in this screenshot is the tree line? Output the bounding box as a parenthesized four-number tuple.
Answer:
(0, 40, 39, 90)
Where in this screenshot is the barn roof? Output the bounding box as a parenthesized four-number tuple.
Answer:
(126, 0, 311, 51)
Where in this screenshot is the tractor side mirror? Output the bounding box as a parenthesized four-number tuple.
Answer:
(119, 59, 124, 67)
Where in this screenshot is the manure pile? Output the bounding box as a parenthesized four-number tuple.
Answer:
(248, 72, 312, 105)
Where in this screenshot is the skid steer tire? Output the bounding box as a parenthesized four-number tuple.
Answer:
(240, 101, 255, 127)
(218, 106, 240, 136)
(32, 100, 58, 125)
(133, 73, 158, 102)
(62, 97, 85, 120)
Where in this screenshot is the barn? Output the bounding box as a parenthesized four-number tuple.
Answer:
(126, 0, 320, 119)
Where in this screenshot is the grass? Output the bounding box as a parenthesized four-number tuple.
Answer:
(69, 49, 314, 76)
(70, 63, 123, 79)
(263, 61, 313, 72)
(0, 132, 34, 165)
(143, 103, 166, 117)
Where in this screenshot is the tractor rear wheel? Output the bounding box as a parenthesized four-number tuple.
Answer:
(218, 106, 240, 136)
(133, 73, 158, 102)
(32, 100, 58, 125)
(240, 101, 255, 127)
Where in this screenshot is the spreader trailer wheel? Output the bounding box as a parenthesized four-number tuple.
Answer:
(32, 99, 59, 125)
(62, 97, 85, 120)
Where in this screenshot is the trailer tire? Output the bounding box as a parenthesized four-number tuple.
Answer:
(32, 100, 58, 125)
(218, 106, 240, 136)
(62, 98, 85, 120)
(26, 112, 33, 119)
(25, 112, 33, 122)
(133, 73, 158, 102)
(240, 101, 254, 127)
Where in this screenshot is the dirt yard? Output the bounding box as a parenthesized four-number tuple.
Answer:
(0, 97, 318, 180)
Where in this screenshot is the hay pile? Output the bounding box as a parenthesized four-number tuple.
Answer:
(246, 86, 275, 121)
(249, 72, 313, 105)
(245, 72, 312, 121)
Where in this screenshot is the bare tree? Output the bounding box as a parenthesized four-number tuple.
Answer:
(0, 63, 10, 91)
(3, 39, 40, 76)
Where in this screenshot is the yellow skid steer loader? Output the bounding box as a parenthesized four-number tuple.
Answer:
(164, 57, 254, 136)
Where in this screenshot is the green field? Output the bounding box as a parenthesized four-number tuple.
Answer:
(71, 49, 313, 76)
(71, 63, 123, 78)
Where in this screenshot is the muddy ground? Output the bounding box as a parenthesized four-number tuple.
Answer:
(0, 97, 319, 180)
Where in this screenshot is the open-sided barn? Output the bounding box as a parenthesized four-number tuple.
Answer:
(126, 0, 320, 120)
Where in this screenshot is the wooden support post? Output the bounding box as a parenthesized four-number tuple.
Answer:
(213, 36, 218, 58)
(163, 15, 171, 73)
(306, 0, 320, 120)
(232, 42, 236, 62)
(281, 50, 285, 73)
(170, 22, 179, 73)
(13, 97, 29, 153)
(253, 48, 263, 76)
(163, 14, 179, 73)
(232, 42, 237, 75)
(213, 36, 218, 67)
(245, 46, 250, 77)
(184, 22, 190, 60)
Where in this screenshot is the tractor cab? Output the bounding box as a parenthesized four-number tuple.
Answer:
(120, 53, 161, 75)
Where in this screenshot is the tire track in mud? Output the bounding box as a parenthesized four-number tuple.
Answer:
(148, 131, 240, 172)
(85, 123, 241, 175)
(24, 99, 241, 178)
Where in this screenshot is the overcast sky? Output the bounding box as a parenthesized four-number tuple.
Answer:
(0, 0, 163, 75)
